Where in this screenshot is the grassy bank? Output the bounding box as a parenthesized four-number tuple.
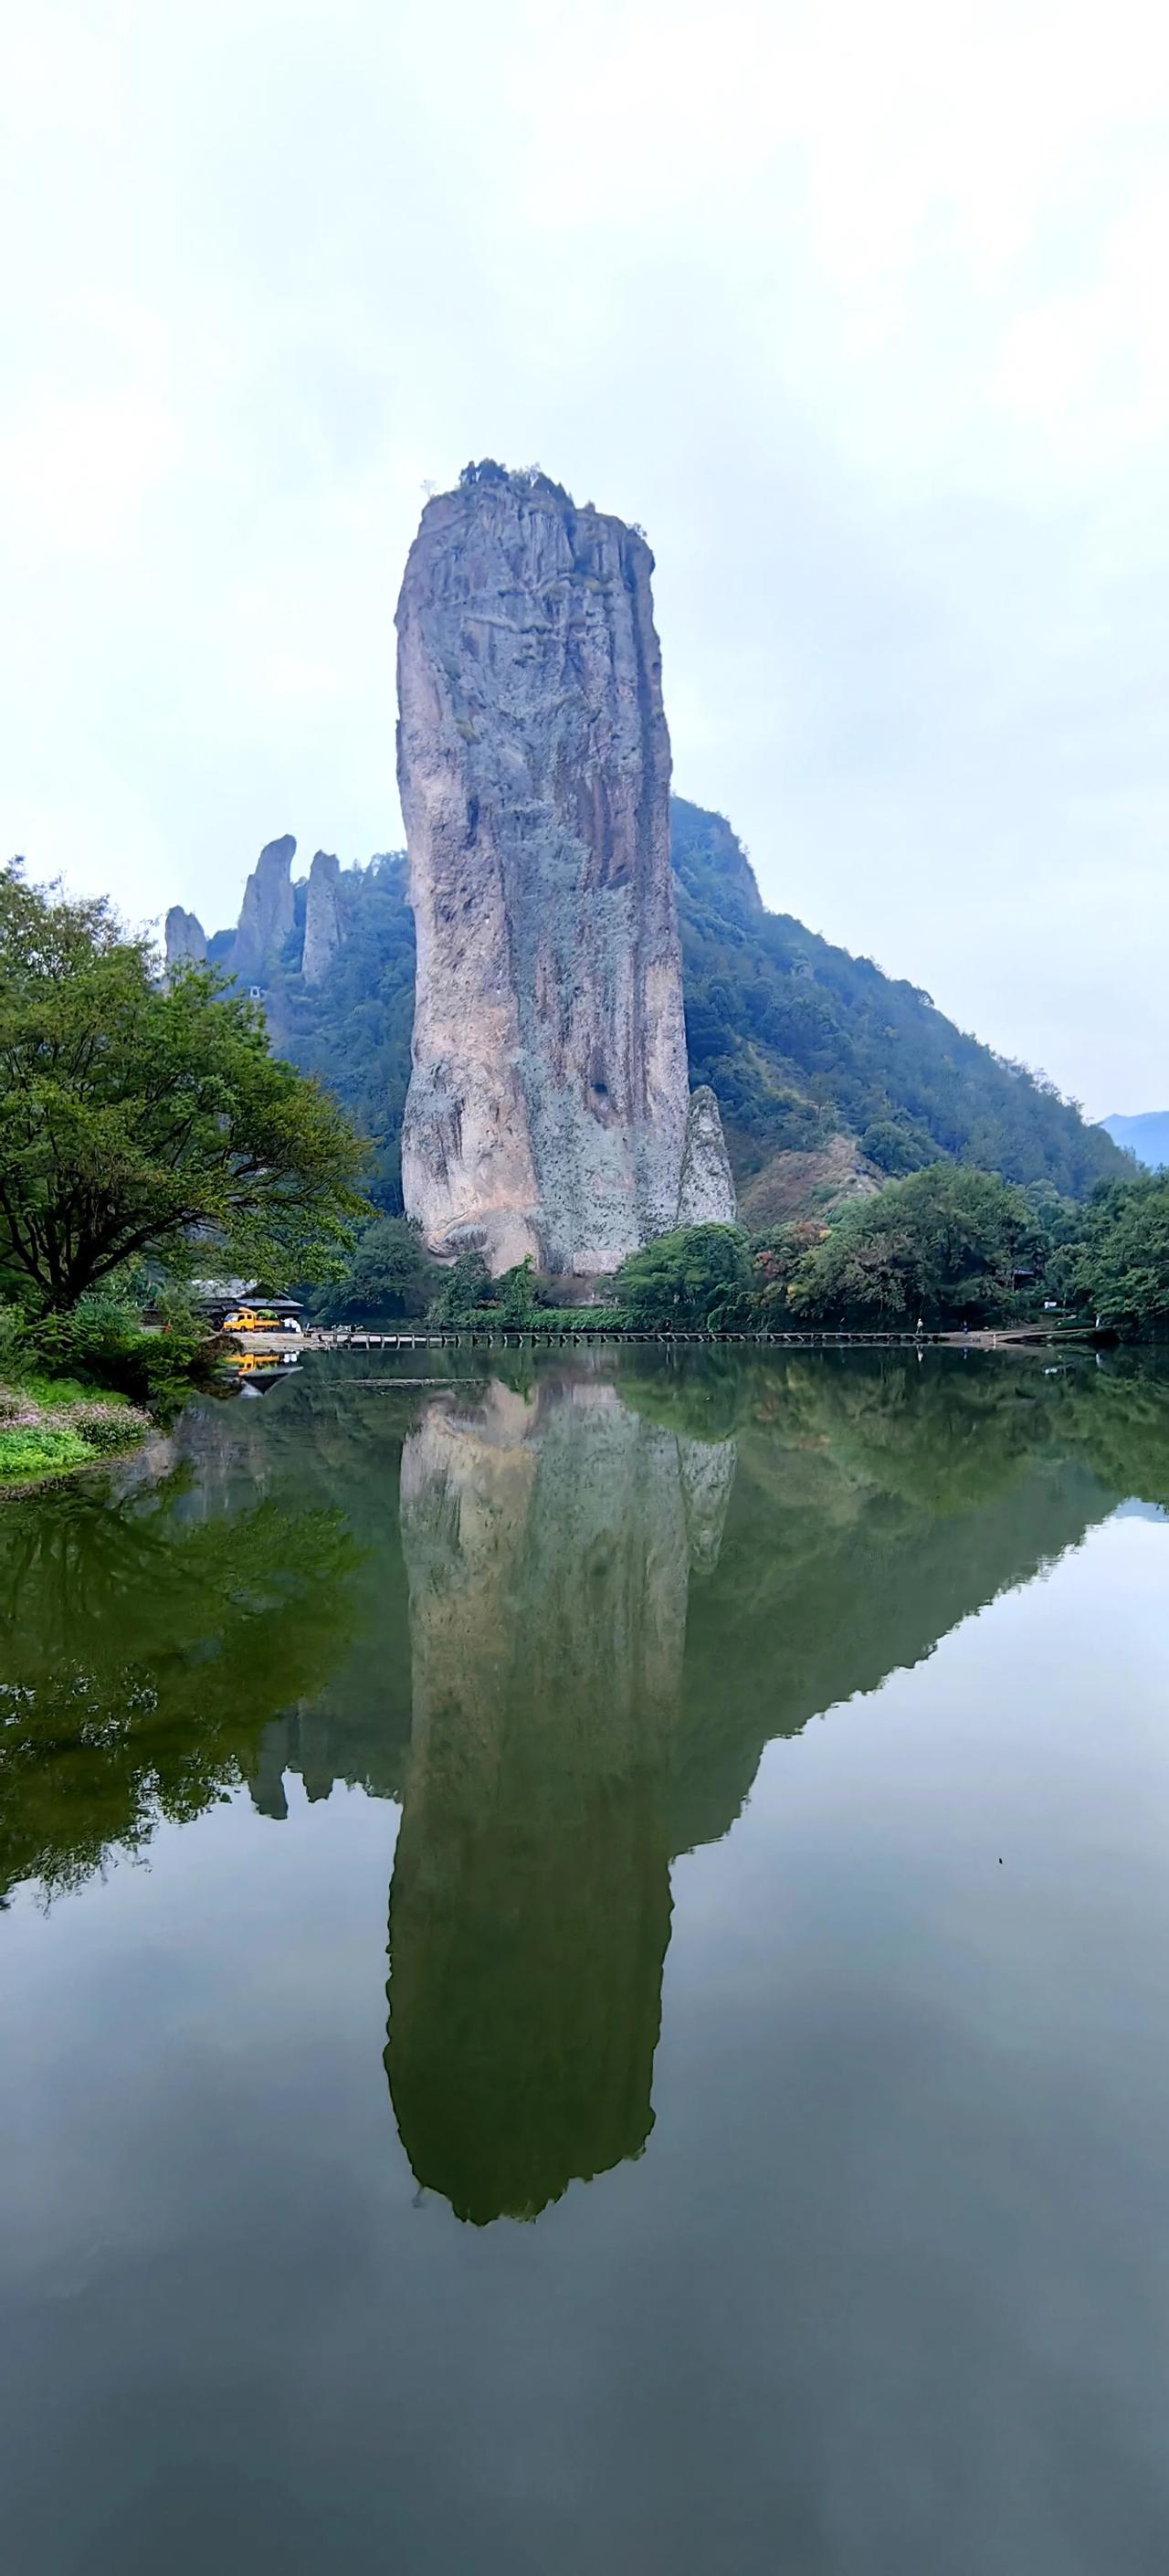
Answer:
(0, 1375, 153, 1489)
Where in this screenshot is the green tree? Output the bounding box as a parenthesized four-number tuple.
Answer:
(751, 1221, 829, 1317)
(0, 866, 368, 1309)
(496, 1255, 541, 1326)
(318, 1216, 439, 1322)
(427, 1251, 493, 1325)
(787, 1165, 1046, 1327)
(1067, 1177, 1169, 1335)
(616, 1224, 754, 1329)
(859, 1119, 938, 1177)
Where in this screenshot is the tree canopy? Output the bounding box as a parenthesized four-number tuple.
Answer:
(316, 1216, 438, 1322)
(785, 1165, 1046, 1327)
(0, 866, 367, 1309)
(616, 1225, 754, 1329)
(1068, 1177, 1169, 1334)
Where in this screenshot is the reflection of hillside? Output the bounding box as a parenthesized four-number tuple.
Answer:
(622, 1352, 1138, 1853)
(382, 1354, 1151, 2222)
(385, 1378, 734, 2223)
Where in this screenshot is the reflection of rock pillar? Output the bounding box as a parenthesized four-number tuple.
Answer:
(385, 1376, 736, 2223)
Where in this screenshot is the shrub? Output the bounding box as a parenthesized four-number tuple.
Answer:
(32, 1295, 212, 1409)
(0, 1304, 29, 1372)
(616, 1225, 755, 1330)
(67, 1399, 152, 1454)
(0, 1424, 93, 1483)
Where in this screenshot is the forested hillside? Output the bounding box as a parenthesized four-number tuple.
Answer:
(671, 800, 1122, 1202)
(197, 800, 1123, 1215)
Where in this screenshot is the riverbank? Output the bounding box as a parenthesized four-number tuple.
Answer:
(0, 1376, 153, 1489)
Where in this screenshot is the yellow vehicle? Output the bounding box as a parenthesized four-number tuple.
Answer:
(224, 1307, 279, 1333)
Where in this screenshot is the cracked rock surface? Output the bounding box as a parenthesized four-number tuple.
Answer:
(396, 470, 732, 1275)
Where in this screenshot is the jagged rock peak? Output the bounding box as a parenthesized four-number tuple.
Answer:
(163, 905, 205, 983)
(677, 1085, 737, 1228)
(396, 465, 690, 1277)
(233, 834, 296, 983)
(302, 850, 343, 986)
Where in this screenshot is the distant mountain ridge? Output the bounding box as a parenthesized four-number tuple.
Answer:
(170, 797, 1124, 1216)
(1101, 1112, 1169, 1171)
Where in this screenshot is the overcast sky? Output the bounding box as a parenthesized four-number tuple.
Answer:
(3, 0, 1166, 1115)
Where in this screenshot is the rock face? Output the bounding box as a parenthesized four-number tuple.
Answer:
(301, 850, 343, 986)
(677, 1083, 737, 1228)
(232, 834, 296, 984)
(163, 905, 205, 982)
(396, 465, 732, 1275)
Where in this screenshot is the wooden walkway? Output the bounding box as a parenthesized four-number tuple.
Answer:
(305, 1325, 957, 1352)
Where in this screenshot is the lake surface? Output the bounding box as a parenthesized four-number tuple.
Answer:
(3, 1346, 1168, 2574)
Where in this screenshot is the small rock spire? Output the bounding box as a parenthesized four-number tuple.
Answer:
(676, 1085, 737, 1227)
(301, 850, 343, 986)
(163, 905, 205, 986)
(232, 834, 296, 982)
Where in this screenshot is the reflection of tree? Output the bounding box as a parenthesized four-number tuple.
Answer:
(0, 1473, 362, 1899)
(385, 1376, 735, 2223)
(647, 1352, 1125, 1855)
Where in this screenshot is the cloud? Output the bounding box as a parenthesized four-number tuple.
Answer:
(0, 392, 181, 559)
(2, 0, 1167, 1112)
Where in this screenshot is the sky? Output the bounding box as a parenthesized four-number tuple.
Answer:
(3, 0, 1166, 1117)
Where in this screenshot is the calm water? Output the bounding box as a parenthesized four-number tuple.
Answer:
(2, 1347, 1168, 2574)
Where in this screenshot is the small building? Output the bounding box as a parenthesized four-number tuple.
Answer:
(190, 1279, 305, 1331)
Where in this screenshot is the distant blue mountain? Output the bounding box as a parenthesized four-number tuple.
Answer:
(1101, 1112, 1169, 1171)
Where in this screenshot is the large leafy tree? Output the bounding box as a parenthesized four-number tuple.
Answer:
(786, 1164, 1045, 1326)
(616, 1224, 754, 1329)
(0, 865, 367, 1308)
(317, 1215, 439, 1322)
(1068, 1177, 1169, 1334)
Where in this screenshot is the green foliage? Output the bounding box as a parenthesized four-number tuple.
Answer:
(32, 1291, 213, 1409)
(0, 1479, 362, 1895)
(0, 1376, 150, 1483)
(751, 1222, 830, 1317)
(64, 1399, 148, 1454)
(0, 1303, 28, 1371)
(859, 1119, 939, 1177)
(785, 1165, 1045, 1327)
(317, 1215, 440, 1322)
(670, 797, 1124, 1198)
(1067, 1176, 1169, 1334)
(0, 1422, 93, 1483)
(496, 1256, 541, 1326)
(277, 855, 416, 1211)
(531, 1308, 624, 1333)
(616, 1225, 755, 1330)
(427, 1251, 493, 1325)
(153, 1282, 202, 1328)
(0, 864, 368, 1311)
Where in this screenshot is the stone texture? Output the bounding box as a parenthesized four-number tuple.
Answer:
(677, 1083, 737, 1228)
(232, 833, 297, 983)
(301, 849, 343, 986)
(163, 905, 205, 983)
(396, 467, 696, 1276)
